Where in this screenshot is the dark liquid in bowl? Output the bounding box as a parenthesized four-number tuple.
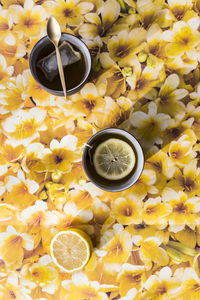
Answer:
(35, 41, 86, 91)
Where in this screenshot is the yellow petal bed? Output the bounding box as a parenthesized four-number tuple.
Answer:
(0, 0, 200, 299)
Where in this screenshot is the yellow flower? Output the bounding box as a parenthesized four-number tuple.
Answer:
(0, 74, 26, 113)
(43, 135, 79, 173)
(0, 54, 13, 89)
(47, 182, 68, 211)
(0, 153, 9, 176)
(147, 150, 175, 184)
(119, 288, 138, 300)
(30, 286, 59, 300)
(92, 198, 110, 224)
(187, 102, 200, 139)
(97, 65, 126, 98)
(79, 0, 120, 39)
(0, 225, 34, 268)
(143, 266, 180, 300)
(22, 142, 46, 174)
(167, 0, 193, 21)
(44, 0, 93, 28)
(100, 224, 132, 264)
(138, 0, 174, 29)
(194, 0, 200, 15)
(117, 263, 145, 296)
(0, 8, 13, 40)
(20, 200, 59, 249)
(21, 255, 59, 295)
(190, 82, 200, 100)
(116, 96, 133, 112)
(127, 224, 170, 245)
(61, 271, 109, 300)
(37, 109, 70, 146)
(13, 56, 29, 77)
(193, 253, 200, 277)
(2, 107, 47, 146)
(164, 51, 199, 75)
(111, 196, 142, 225)
(169, 134, 196, 166)
(130, 168, 158, 201)
(0, 180, 5, 196)
(147, 23, 167, 60)
(73, 118, 96, 148)
(0, 272, 32, 300)
(60, 162, 86, 190)
(164, 20, 200, 57)
(142, 196, 172, 226)
(173, 226, 197, 249)
(156, 73, 188, 117)
(69, 82, 106, 118)
(107, 28, 146, 65)
(173, 267, 200, 300)
(0, 33, 26, 66)
(63, 201, 93, 224)
(5, 170, 39, 209)
(68, 188, 94, 211)
(23, 70, 53, 106)
(130, 102, 172, 148)
(9, 0, 47, 37)
(132, 236, 169, 270)
(167, 160, 200, 197)
(162, 187, 200, 232)
(69, 82, 121, 128)
(0, 203, 18, 227)
(1, 0, 24, 7)
(85, 252, 119, 285)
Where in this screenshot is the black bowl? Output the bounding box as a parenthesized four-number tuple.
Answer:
(29, 33, 91, 96)
(82, 128, 144, 192)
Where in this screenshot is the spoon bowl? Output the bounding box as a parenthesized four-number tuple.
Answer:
(47, 16, 61, 46)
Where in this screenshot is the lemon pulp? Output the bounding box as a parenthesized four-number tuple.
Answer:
(93, 138, 136, 180)
(50, 228, 92, 272)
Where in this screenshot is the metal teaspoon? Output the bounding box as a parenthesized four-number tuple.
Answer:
(47, 16, 67, 99)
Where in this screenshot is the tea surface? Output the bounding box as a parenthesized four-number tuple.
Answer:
(35, 41, 86, 91)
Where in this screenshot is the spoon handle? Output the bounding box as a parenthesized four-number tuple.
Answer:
(55, 45, 67, 99)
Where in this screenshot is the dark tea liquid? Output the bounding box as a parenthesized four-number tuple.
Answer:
(35, 41, 86, 91)
(87, 132, 137, 186)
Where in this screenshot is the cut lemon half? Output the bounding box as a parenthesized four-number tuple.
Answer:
(50, 228, 92, 273)
(93, 138, 136, 180)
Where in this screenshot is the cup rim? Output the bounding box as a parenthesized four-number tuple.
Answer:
(29, 33, 91, 96)
(82, 128, 144, 192)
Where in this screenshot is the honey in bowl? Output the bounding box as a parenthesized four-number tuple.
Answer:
(35, 40, 86, 91)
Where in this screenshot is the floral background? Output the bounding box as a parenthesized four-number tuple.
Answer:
(1, 0, 200, 299)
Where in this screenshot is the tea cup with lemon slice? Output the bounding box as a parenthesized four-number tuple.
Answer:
(82, 128, 144, 192)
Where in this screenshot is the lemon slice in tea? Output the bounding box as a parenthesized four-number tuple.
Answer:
(50, 229, 92, 273)
(93, 138, 136, 180)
